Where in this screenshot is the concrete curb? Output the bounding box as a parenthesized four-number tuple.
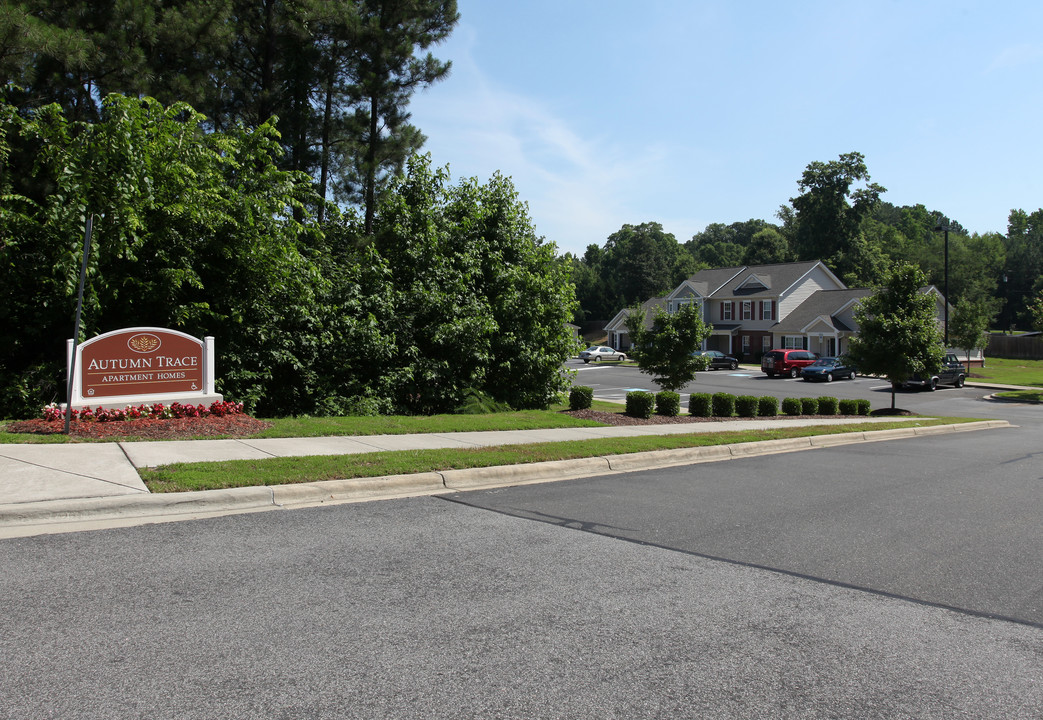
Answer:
(0, 420, 1012, 536)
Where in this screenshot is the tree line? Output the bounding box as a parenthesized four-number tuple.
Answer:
(0, 1, 580, 420)
(1, 0, 457, 228)
(569, 152, 1042, 335)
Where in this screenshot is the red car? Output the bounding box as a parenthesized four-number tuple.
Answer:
(761, 349, 819, 378)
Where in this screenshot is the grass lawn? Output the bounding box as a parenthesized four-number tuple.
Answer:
(141, 416, 977, 492)
(971, 357, 1043, 387)
(993, 389, 1043, 403)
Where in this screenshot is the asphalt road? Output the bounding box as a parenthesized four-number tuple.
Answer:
(2, 364, 1040, 718)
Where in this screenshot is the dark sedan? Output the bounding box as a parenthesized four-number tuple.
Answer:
(800, 356, 856, 382)
(694, 350, 739, 370)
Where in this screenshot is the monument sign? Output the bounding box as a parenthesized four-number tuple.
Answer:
(67, 327, 222, 410)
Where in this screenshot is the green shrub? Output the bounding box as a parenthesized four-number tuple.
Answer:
(626, 390, 655, 419)
(800, 397, 819, 415)
(838, 398, 858, 415)
(781, 397, 802, 416)
(758, 396, 779, 416)
(711, 392, 736, 417)
(455, 388, 513, 414)
(689, 393, 713, 417)
(735, 395, 759, 417)
(569, 386, 594, 411)
(856, 398, 872, 416)
(655, 390, 681, 417)
(817, 396, 839, 415)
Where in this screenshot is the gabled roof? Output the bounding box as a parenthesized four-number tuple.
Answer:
(772, 288, 873, 334)
(604, 296, 669, 332)
(674, 266, 746, 299)
(680, 260, 844, 300)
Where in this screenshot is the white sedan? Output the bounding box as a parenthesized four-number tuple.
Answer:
(579, 345, 627, 363)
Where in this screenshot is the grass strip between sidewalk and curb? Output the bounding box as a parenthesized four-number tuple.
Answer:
(141, 417, 979, 493)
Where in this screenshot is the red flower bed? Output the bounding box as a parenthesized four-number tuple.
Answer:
(7, 400, 272, 440)
(8, 414, 272, 440)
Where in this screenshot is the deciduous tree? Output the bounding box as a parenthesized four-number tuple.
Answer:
(949, 295, 993, 366)
(846, 263, 945, 410)
(625, 303, 711, 391)
(785, 152, 885, 283)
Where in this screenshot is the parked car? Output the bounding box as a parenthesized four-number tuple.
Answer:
(579, 345, 627, 363)
(761, 349, 819, 378)
(800, 356, 856, 382)
(694, 350, 739, 370)
(895, 353, 967, 391)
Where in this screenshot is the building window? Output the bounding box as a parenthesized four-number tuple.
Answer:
(742, 335, 750, 353)
(762, 335, 772, 351)
(783, 335, 803, 349)
(721, 302, 732, 321)
(742, 301, 752, 321)
(761, 300, 773, 321)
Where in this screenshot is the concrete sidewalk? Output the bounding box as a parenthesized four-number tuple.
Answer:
(0, 416, 1013, 538)
(2, 417, 898, 506)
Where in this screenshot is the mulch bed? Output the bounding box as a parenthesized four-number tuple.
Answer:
(6, 414, 273, 440)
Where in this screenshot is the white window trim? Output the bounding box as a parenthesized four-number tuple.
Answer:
(782, 335, 803, 350)
(742, 301, 752, 321)
(761, 300, 773, 321)
(721, 302, 733, 321)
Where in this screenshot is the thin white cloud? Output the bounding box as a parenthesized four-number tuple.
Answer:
(984, 43, 1043, 73)
(409, 29, 676, 254)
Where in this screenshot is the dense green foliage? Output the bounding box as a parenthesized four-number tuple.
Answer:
(838, 399, 858, 415)
(569, 386, 594, 411)
(0, 0, 459, 225)
(371, 155, 577, 413)
(711, 392, 736, 417)
(783, 151, 886, 285)
(816, 396, 839, 415)
(949, 296, 992, 365)
(566, 222, 696, 320)
(735, 395, 759, 417)
(0, 97, 575, 418)
(689, 393, 712, 417)
(625, 390, 655, 419)
(757, 396, 779, 417)
(781, 397, 801, 416)
(654, 390, 680, 417)
(625, 302, 712, 391)
(0, 95, 323, 416)
(570, 152, 1036, 336)
(799, 397, 819, 415)
(846, 263, 945, 409)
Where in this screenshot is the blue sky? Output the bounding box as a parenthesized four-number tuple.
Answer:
(408, 1, 1043, 257)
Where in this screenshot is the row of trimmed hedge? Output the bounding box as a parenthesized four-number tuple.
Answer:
(568, 386, 871, 419)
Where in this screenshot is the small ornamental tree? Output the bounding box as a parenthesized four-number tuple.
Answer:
(625, 302, 712, 391)
(949, 295, 993, 366)
(846, 263, 945, 410)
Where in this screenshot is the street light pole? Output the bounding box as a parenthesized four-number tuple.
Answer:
(943, 225, 949, 347)
(935, 222, 949, 347)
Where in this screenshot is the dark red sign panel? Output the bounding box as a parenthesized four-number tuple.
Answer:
(80, 329, 204, 400)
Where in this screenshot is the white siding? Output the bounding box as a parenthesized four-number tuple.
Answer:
(777, 265, 845, 319)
